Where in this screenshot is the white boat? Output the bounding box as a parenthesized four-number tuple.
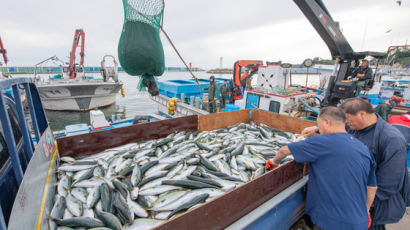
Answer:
(35, 55, 123, 111)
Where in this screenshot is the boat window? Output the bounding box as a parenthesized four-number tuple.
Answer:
(0, 103, 23, 169)
(0, 132, 8, 169)
(269, 100, 280, 113)
(8, 107, 22, 144)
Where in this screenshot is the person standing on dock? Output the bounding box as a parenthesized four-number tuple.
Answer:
(302, 98, 410, 230)
(266, 106, 377, 230)
(203, 75, 218, 113)
(219, 80, 228, 112)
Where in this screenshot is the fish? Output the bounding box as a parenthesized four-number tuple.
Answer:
(167, 193, 209, 219)
(94, 209, 122, 230)
(66, 194, 83, 217)
(124, 218, 163, 230)
(49, 196, 66, 230)
(52, 123, 297, 228)
(162, 179, 219, 189)
(52, 217, 104, 228)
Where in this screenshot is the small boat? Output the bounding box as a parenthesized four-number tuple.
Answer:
(34, 29, 123, 111)
(52, 109, 166, 137)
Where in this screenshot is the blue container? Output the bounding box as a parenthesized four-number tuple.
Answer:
(157, 78, 229, 101)
(369, 98, 385, 105)
(65, 123, 90, 135)
(225, 104, 240, 112)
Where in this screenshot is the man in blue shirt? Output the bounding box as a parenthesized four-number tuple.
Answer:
(267, 106, 377, 229)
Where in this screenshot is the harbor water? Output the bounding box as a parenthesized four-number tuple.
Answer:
(25, 72, 320, 131)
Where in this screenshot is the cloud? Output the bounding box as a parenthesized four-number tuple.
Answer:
(1, 0, 408, 68)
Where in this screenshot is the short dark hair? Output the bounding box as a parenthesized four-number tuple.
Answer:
(210, 75, 215, 80)
(319, 106, 346, 123)
(340, 98, 374, 115)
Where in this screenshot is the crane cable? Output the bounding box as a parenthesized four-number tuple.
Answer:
(130, 1, 203, 99)
(159, 2, 202, 96)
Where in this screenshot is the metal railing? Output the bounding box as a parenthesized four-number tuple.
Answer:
(0, 77, 48, 230)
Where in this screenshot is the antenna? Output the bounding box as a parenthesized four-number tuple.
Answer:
(219, 57, 223, 69)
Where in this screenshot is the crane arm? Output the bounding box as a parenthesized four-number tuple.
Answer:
(293, 0, 354, 60)
(233, 60, 263, 88)
(0, 36, 8, 65)
(68, 29, 85, 79)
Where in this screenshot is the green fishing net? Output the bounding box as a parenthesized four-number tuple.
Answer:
(118, 0, 165, 95)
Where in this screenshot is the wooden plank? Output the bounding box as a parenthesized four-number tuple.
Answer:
(57, 115, 198, 157)
(154, 161, 304, 230)
(251, 109, 315, 133)
(198, 109, 250, 132)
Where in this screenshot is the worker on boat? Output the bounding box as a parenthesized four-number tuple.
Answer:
(203, 75, 218, 113)
(229, 80, 235, 103)
(374, 100, 393, 121)
(351, 59, 373, 96)
(219, 80, 228, 112)
(266, 106, 377, 229)
(302, 98, 410, 230)
(390, 91, 404, 106)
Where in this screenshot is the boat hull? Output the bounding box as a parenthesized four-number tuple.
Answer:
(37, 82, 123, 111)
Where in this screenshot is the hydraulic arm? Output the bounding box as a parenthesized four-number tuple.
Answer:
(0, 36, 8, 65)
(68, 29, 85, 79)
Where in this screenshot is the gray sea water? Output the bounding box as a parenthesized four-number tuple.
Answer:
(29, 71, 319, 131)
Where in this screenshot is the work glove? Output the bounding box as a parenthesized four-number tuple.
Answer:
(265, 160, 277, 170)
(368, 212, 372, 228)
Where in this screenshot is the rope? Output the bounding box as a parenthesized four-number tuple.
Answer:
(160, 28, 202, 90)
(159, 2, 202, 96)
(130, 1, 202, 96)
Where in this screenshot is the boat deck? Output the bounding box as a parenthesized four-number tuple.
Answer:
(388, 209, 410, 230)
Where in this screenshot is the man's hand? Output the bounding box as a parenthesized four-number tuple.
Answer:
(265, 159, 278, 170)
(301, 126, 319, 137)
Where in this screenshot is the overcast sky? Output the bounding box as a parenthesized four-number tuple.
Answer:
(1, 0, 409, 69)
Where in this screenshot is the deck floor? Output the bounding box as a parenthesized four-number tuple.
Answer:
(387, 207, 410, 230)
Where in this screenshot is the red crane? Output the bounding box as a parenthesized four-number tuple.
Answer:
(232, 60, 264, 100)
(68, 29, 85, 79)
(0, 36, 8, 65)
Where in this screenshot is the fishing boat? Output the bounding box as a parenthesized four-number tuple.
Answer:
(52, 109, 166, 137)
(34, 30, 123, 111)
(150, 62, 322, 119)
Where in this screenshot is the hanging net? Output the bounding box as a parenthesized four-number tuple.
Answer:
(118, 0, 165, 95)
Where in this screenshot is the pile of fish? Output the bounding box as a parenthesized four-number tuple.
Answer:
(50, 122, 296, 230)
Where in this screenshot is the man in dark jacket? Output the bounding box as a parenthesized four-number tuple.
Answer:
(302, 98, 410, 229)
(352, 60, 373, 96)
(204, 75, 218, 113)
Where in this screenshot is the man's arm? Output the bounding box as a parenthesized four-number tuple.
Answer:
(301, 126, 319, 137)
(366, 186, 377, 210)
(365, 68, 373, 81)
(272, 146, 292, 165)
